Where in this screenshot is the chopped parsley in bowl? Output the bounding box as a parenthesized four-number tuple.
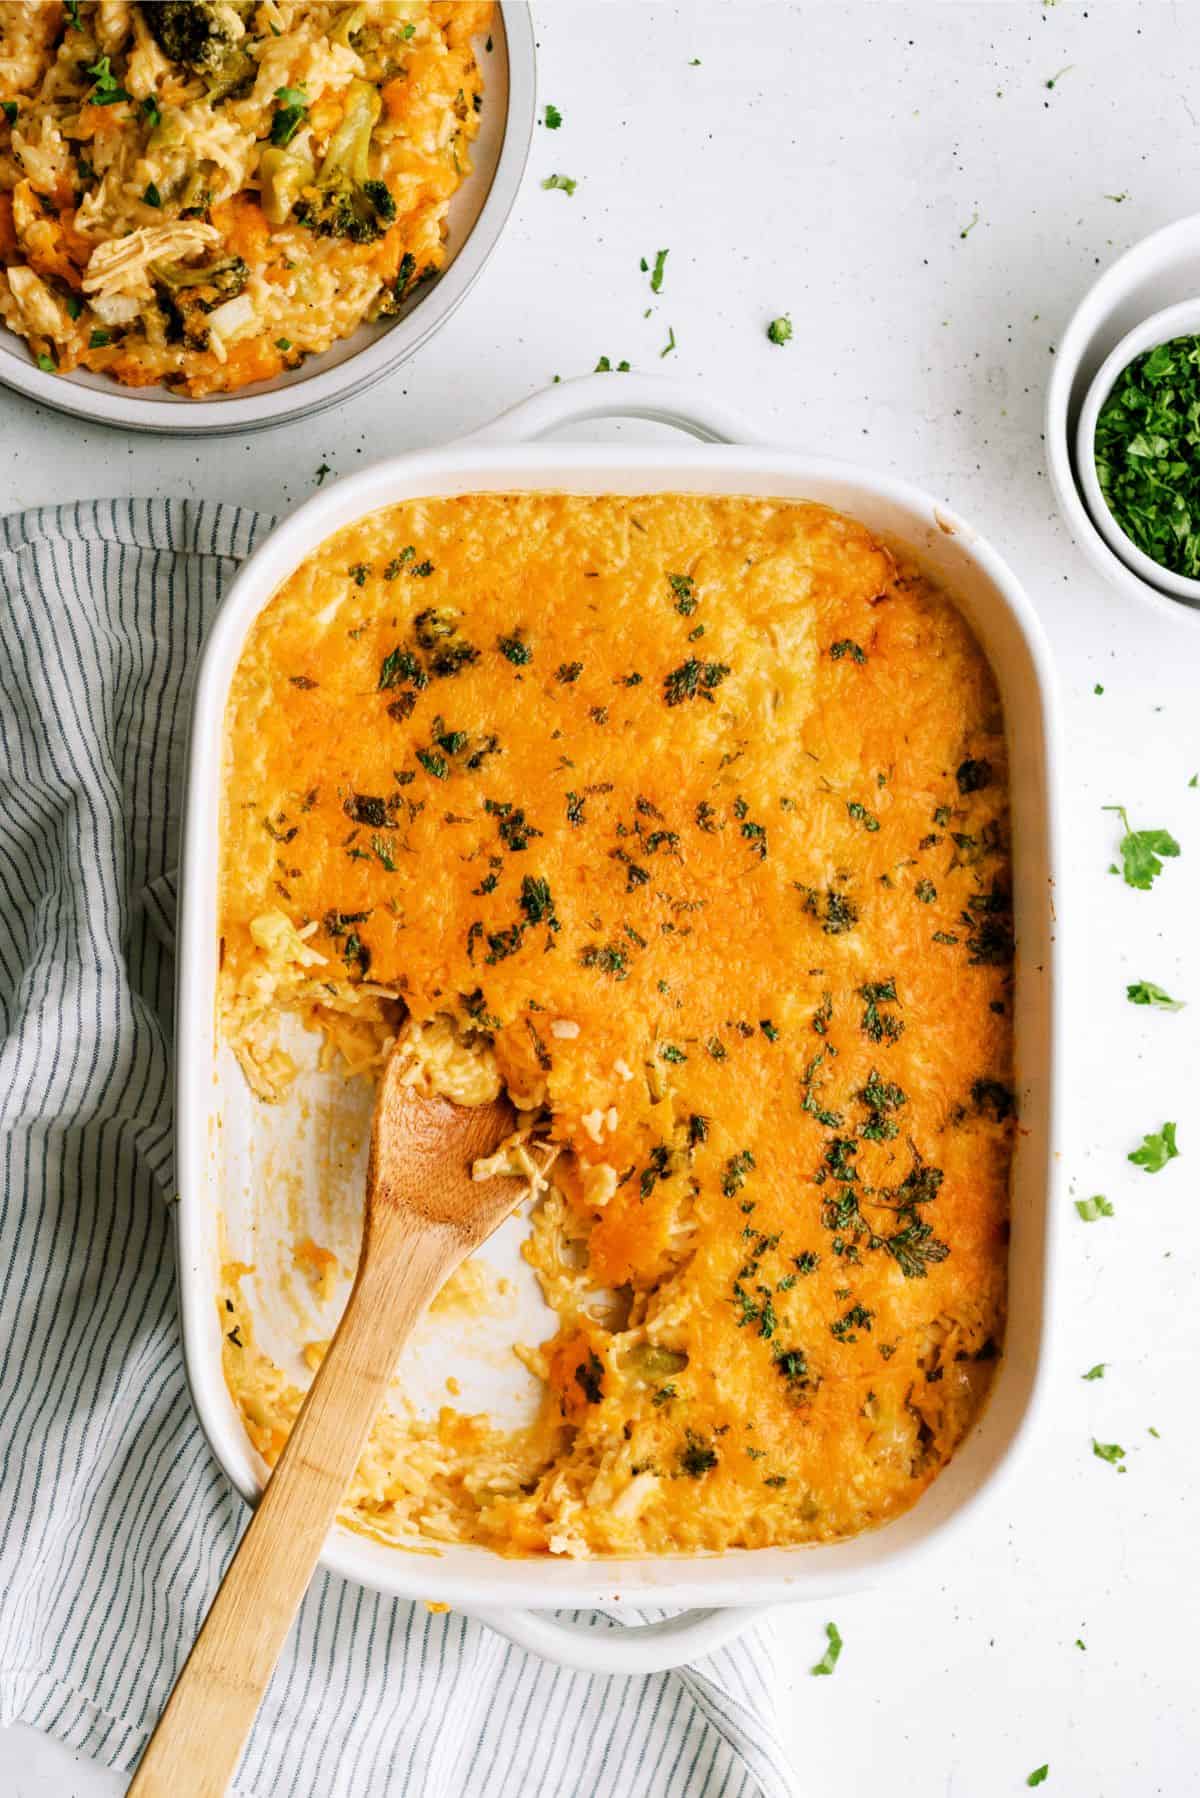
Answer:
(1075, 297, 1200, 606)
(1094, 334, 1200, 580)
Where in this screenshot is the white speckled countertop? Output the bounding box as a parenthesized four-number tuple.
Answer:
(2, 4, 1197, 1793)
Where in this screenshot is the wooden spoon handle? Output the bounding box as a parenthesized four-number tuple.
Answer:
(129, 1214, 453, 1798)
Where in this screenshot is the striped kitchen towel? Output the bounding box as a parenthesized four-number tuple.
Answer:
(0, 497, 797, 1798)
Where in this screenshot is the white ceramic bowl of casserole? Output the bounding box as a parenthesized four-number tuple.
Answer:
(175, 373, 1062, 1674)
(0, 4, 535, 437)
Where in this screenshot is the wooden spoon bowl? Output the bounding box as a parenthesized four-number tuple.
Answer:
(129, 1049, 526, 1798)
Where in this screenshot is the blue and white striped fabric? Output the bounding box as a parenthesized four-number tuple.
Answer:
(0, 498, 796, 1798)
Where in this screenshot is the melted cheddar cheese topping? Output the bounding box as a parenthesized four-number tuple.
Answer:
(219, 492, 1013, 1557)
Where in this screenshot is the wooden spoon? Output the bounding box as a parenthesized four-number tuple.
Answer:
(129, 1052, 523, 1798)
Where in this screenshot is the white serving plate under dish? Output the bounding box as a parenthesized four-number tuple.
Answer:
(0, 4, 534, 436)
(176, 374, 1062, 1674)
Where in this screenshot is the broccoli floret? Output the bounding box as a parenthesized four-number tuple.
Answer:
(152, 256, 249, 349)
(144, 2, 243, 72)
(293, 79, 396, 245)
(152, 255, 249, 297)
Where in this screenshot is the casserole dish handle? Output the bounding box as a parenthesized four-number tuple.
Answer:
(459, 372, 756, 445)
(465, 1602, 771, 1675)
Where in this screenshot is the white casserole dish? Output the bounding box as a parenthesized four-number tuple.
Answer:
(175, 374, 1062, 1674)
(0, 5, 534, 436)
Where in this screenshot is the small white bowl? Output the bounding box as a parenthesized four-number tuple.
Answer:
(1075, 298, 1200, 604)
(1046, 213, 1200, 617)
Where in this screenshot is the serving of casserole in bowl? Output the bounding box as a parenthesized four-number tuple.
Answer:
(0, 0, 533, 432)
(176, 375, 1061, 1671)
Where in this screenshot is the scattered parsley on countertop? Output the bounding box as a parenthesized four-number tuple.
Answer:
(767, 315, 793, 345)
(959, 210, 979, 238)
(315, 464, 331, 485)
(594, 356, 630, 372)
(1095, 336, 1200, 578)
(1045, 64, 1073, 88)
(1127, 979, 1185, 1010)
(640, 248, 669, 293)
(1103, 804, 1180, 890)
(542, 173, 577, 195)
(1027, 1768, 1050, 1788)
(1094, 682, 1104, 694)
(1189, 773, 1198, 787)
(543, 103, 562, 128)
(1075, 1194, 1113, 1222)
(1127, 1121, 1179, 1173)
(1092, 1440, 1126, 1468)
(1082, 1364, 1107, 1380)
(810, 1621, 843, 1676)
(660, 325, 677, 358)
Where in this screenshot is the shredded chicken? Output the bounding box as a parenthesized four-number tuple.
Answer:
(82, 221, 221, 299)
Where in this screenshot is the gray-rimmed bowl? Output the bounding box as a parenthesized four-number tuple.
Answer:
(0, 3, 534, 436)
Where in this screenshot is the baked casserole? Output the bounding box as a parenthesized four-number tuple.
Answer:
(0, 0, 490, 394)
(218, 492, 1015, 1558)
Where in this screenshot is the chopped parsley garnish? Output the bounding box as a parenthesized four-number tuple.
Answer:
(846, 800, 880, 832)
(0, 101, 15, 124)
(830, 1303, 873, 1341)
(1126, 979, 1184, 1011)
(143, 182, 162, 207)
(1095, 333, 1200, 578)
(810, 1621, 842, 1676)
(914, 877, 937, 904)
(1104, 803, 1180, 889)
(668, 572, 697, 613)
(497, 631, 532, 665)
(647, 247, 669, 293)
(271, 85, 309, 146)
(416, 748, 448, 780)
(541, 173, 577, 195)
(1092, 1439, 1125, 1467)
(543, 103, 562, 129)
(722, 1149, 756, 1197)
(775, 1347, 809, 1389)
(519, 874, 559, 929)
(579, 942, 630, 980)
(140, 94, 161, 128)
(829, 639, 865, 662)
(1026, 1768, 1049, 1789)
(663, 656, 730, 705)
(378, 646, 421, 689)
(885, 1217, 949, 1279)
(85, 56, 130, 106)
(660, 325, 676, 358)
(1127, 1120, 1179, 1173)
(556, 660, 583, 683)
(859, 979, 903, 1043)
(767, 315, 793, 346)
(1082, 1364, 1106, 1381)
(36, 353, 54, 372)
(1075, 1193, 1113, 1222)
(677, 1430, 718, 1478)
(370, 834, 397, 871)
